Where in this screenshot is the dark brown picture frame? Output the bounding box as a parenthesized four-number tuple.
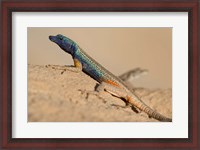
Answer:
(1, 0, 199, 149)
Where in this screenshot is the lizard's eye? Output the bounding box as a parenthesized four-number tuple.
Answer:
(59, 36, 63, 40)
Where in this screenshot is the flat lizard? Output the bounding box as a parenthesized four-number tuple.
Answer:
(49, 34, 172, 122)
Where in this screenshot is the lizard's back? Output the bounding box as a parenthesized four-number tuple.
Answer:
(74, 47, 128, 89)
(74, 47, 172, 122)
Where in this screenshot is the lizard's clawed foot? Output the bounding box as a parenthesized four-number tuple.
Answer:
(45, 64, 81, 74)
(130, 105, 141, 113)
(110, 103, 131, 109)
(111, 102, 141, 114)
(78, 89, 107, 103)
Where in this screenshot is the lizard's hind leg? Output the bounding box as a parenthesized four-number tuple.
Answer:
(96, 82, 128, 98)
(96, 82, 141, 112)
(96, 82, 130, 106)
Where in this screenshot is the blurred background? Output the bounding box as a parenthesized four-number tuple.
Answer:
(28, 28, 172, 89)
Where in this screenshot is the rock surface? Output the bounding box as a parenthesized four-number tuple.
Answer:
(28, 65, 172, 122)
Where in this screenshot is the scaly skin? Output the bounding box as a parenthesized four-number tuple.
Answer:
(49, 34, 172, 122)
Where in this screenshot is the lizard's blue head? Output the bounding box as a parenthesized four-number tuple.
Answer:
(49, 34, 76, 54)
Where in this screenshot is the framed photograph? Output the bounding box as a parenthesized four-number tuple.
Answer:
(1, 0, 199, 149)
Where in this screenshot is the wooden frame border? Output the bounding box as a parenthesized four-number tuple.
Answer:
(1, 0, 199, 149)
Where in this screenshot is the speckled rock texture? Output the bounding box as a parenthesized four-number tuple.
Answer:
(28, 65, 172, 122)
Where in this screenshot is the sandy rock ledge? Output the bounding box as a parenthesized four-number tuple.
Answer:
(28, 65, 172, 122)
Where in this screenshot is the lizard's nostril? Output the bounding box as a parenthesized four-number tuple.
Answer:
(49, 36, 53, 40)
(49, 36, 55, 42)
